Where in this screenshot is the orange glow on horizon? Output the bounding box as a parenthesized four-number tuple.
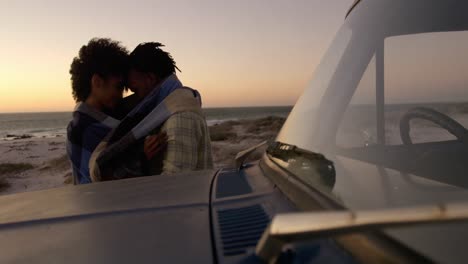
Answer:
(0, 0, 351, 113)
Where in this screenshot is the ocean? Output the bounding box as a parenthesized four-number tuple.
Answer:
(0, 106, 293, 140)
(337, 102, 468, 147)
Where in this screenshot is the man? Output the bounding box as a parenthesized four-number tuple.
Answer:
(126, 42, 213, 174)
(67, 38, 165, 184)
(67, 38, 129, 184)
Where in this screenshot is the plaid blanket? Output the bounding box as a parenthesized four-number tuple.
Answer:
(66, 103, 120, 184)
(89, 75, 203, 182)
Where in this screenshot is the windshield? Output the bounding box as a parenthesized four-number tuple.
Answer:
(275, 0, 468, 206)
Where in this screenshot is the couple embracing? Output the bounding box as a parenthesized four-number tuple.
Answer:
(67, 38, 213, 185)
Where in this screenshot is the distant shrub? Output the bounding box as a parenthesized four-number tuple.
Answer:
(0, 163, 34, 175)
(210, 130, 237, 141)
(0, 177, 10, 192)
(246, 116, 285, 134)
(223, 120, 241, 126)
(63, 176, 73, 185)
(209, 123, 237, 141)
(48, 154, 70, 171)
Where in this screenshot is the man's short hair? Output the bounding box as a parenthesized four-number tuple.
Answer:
(129, 42, 180, 79)
(69, 38, 129, 102)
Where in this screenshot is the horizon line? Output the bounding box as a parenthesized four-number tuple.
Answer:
(0, 105, 295, 115)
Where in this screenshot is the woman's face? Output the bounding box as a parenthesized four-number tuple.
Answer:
(96, 75, 125, 110)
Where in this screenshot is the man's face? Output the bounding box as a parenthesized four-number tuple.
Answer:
(96, 75, 124, 110)
(127, 69, 156, 99)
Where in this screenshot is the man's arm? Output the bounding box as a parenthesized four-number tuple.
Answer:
(160, 112, 203, 174)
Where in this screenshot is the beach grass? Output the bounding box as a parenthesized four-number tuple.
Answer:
(63, 175, 73, 184)
(209, 123, 237, 141)
(0, 163, 34, 175)
(210, 116, 285, 167)
(0, 178, 10, 192)
(47, 154, 70, 171)
(209, 116, 285, 142)
(0, 163, 34, 191)
(245, 116, 285, 133)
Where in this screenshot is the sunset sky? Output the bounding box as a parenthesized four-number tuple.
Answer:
(0, 0, 351, 113)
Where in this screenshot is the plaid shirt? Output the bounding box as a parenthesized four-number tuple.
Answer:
(153, 111, 213, 174)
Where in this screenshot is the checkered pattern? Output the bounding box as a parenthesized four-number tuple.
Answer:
(67, 103, 119, 184)
(87, 74, 211, 180)
(160, 111, 213, 173)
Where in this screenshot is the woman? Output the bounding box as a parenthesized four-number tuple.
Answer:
(67, 38, 164, 184)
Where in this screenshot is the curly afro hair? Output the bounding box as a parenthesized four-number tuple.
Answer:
(69, 38, 129, 102)
(129, 42, 180, 79)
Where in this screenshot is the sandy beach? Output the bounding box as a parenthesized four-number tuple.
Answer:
(0, 116, 285, 196)
(0, 137, 71, 195)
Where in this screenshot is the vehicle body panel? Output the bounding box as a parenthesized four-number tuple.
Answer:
(275, 0, 468, 262)
(0, 170, 216, 263)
